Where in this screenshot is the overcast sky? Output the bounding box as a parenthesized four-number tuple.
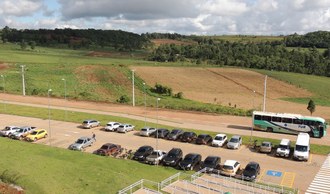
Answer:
(0, 0, 329, 35)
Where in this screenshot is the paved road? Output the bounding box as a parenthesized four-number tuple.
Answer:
(0, 114, 326, 193)
(0, 93, 329, 146)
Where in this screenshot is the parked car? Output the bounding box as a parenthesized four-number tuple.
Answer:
(139, 127, 157, 137)
(95, 143, 122, 156)
(104, 122, 121, 132)
(82, 120, 100, 129)
(180, 132, 197, 143)
(25, 129, 48, 142)
(69, 137, 95, 151)
(10, 126, 36, 140)
(0, 126, 20, 137)
(212, 134, 228, 147)
(227, 135, 242, 149)
(179, 153, 202, 171)
(117, 124, 134, 133)
(276, 139, 291, 158)
(162, 148, 183, 167)
(242, 162, 260, 181)
(145, 150, 167, 165)
(132, 145, 154, 161)
(221, 160, 241, 176)
(153, 128, 170, 138)
(260, 141, 272, 153)
(196, 134, 213, 145)
(201, 156, 221, 172)
(167, 129, 184, 141)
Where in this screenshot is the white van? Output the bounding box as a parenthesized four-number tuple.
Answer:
(293, 133, 310, 161)
(276, 139, 291, 158)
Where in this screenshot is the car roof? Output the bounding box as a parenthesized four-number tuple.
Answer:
(231, 135, 241, 139)
(198, 134, 209, 137)
(280, 138, 291, 144)
(34, 129, 45, 132)
(224, 160, 238, 166)
(246, 162, 259, 167)
(186, 153, 200, 157)
(215, 134, 226, 137)
(262, 141, 272, 145)
(107, 122, 119, 124)
(205, 156, 220, 160)
(102, 143, 116, 146)
(79, 136, 90, 140)
(84, 120, 96, 122)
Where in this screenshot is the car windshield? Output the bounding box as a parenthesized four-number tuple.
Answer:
(183, 132, 193, 137)
(230, 138, 239, 143)
(262, 142, 270, 147)
(137, 147, 148, 152)
(222, 165, 233, 170)
(167, 152, 177, 157)
(101, 145, 109, 149)
(296, 145, 308, 152)
(76, 139, 84, 144)
(30, 131, 38, 135)
(17, 129, 24, 132)
(106, 124, 112, 126)
(141, 128, 148, 131)
(119, 125, 124, 128)
(215, 136, 224, 140)
(83, 121, 88, 124)
(198, 135, 206, 138)
(171, 130, 179, 134)
(245, 165, 256, 171)
(204, 158, 216, 165)
(279, 145, 289, 149)
(150, 151, 160, 156)
(184, 155, 194, 162)
(4, 127, 12, 131)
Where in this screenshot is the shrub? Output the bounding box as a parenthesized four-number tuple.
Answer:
(152, 83, 172, 96)
(174, 92, 184, 99)
(0, 170, 21, 184)
(117, 95, 130, 103)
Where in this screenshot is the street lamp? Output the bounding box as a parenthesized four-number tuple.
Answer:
(156, 98, 160, 151)
(132, 70, 135, 107)
(143, 82, 147, 127)
(61, 78, 67, 120)
(20, 65, 26, 96)
(48, 89, 52, 146)
(0, 75, 6, 111)
(250, 90, 256, 145)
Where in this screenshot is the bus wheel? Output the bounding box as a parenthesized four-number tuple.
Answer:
(266, 127, 273, 132)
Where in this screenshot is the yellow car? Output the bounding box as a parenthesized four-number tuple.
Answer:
(25, 129, 48, 142)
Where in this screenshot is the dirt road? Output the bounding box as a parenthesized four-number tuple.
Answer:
(0, 93, 329, 146)
(0, 114, 325, 193)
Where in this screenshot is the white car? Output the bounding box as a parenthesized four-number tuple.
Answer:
(104, 122, 121, 132)
(82, 120, 100, 129)
(145, 150, 167, 165)
(117, 124, 134, 133)
(0, 126, 20, 137)
(227, 135, 242, 149)
(140, 127, 157, 137)
(221, 160, 241, 177)
(212, 134, 228, 147)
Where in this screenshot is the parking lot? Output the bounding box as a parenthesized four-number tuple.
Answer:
(0, 113, 327, 193)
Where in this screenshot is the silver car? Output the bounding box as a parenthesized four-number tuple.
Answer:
(140, 127, 156, 137)
(0, 126, 20, 137)
(69, 137, 95, 151)
(82, 120, 100, 129)
(145, 150, 167, 165)
(227, 135, 242, 149)
(10, 126, 36, 140)
(117, 124, 134, 133)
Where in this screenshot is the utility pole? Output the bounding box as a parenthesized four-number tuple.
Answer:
(20, 65, 26, 96)
(132, 70, 135, 106)
(263, 75, 267, 112)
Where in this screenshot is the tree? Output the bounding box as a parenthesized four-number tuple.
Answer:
(307, 99, 316, 115)
(20, 40, 27, 50)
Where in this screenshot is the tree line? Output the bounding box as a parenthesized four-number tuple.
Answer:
(1, 26, 150, 51)
(148, 40, 330, 77)
(284, 31, 330, 48)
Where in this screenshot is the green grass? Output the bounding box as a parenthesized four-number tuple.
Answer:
(254, 69, 330, 107)
(1, 103, 329, 155)
(206, 35, 284, 43)
(0, 138, 177, 194)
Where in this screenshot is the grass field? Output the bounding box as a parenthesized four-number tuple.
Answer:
(1, 103, 329, 155)
(206, 35, 284, 43)
(0, 138, 178, 194)
(254, 69, 330, 107)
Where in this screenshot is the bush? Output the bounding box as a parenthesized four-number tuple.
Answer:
(0, 170, 20, 184)
(152, 83, 172, 96)
(117, 95, 130, 103)
(174, 92, 184, 99)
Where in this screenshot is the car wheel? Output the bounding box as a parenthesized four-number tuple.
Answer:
(34, 138, 37, 142)
(44, 134, 48, 138)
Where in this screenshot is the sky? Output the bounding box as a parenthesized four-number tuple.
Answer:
(0, 0, 329, 35)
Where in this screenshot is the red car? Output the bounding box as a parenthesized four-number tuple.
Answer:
(95, 143, 122, 156)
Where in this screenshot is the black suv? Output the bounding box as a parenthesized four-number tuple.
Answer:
(180, 132, 197, 143)
(179, 153, 202, 170)
(153, 128, 170, 138)
(162, 148, 183, 167)
(201, 156, 221, 172)
(242, 162, 260, 181)
(196, 134, 213, 145)
(167, 129, 184, 141)
(132, 145, 154, 161)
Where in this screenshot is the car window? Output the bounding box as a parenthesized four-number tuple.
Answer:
(77, 139, 84, 144)
(215, 136, 223, 140)
(223, 165, 233, 170)
(230, 138, 239, 143)
(234, 162, 239, 167)
(83, 121, 88, 124)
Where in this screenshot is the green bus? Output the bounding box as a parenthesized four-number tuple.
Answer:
(252, 111, 327, 138)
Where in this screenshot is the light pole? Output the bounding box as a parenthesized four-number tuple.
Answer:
(48, 89, 52, 146)
(132, 70, 135, 107)
(143, 82, 147, 127)
(263, 75, 267, 112)
(0, 75, 5, 111)
(61, 78, 67, 120)
(20, 65, 26, 96)
(252, 90, 256, 110)
(250, 90, 256, 145)
(156, 98, 160, 151)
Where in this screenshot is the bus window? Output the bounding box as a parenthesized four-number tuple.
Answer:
(293, 119, 303, 124)
(262, 116, 271, 121)
(254, 115, 261, 120)
(282, 118, 293, 124)
(272, 117, 281, 122)
(304, 120, 316, 125)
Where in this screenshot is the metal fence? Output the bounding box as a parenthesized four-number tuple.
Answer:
(118, 179, 161, 194)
